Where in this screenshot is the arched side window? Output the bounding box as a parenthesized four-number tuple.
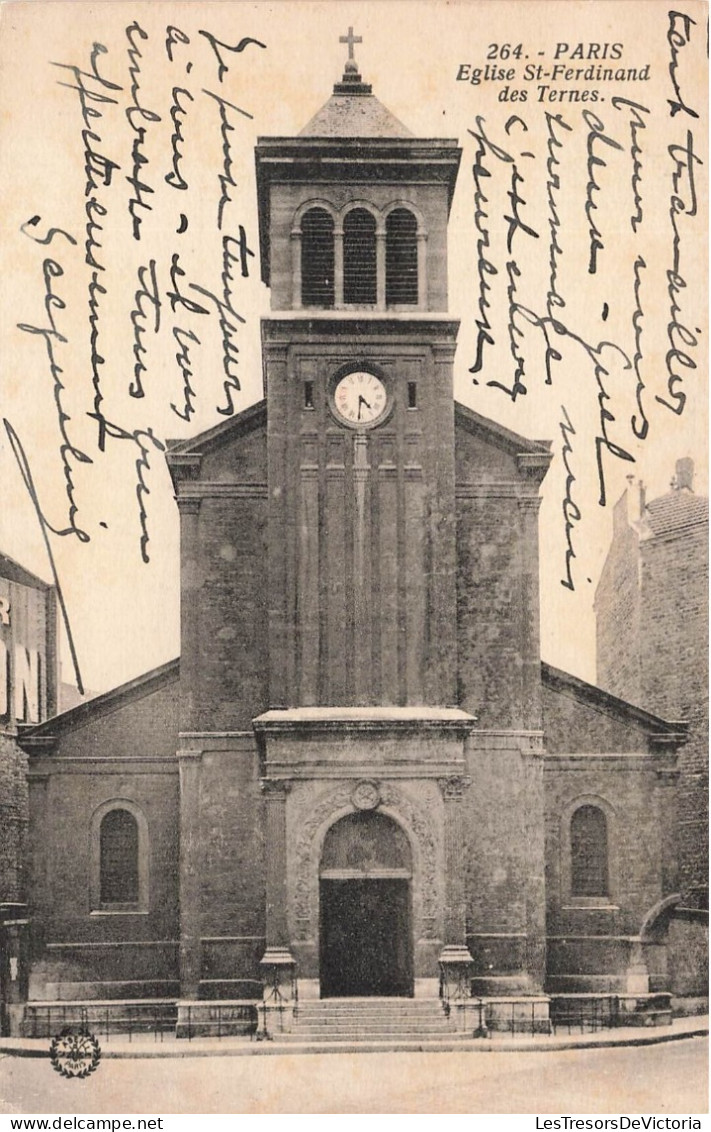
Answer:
(90, 800, 149, 913)
(570, 804, 609, 897)
(301, 207, 335, 308)
(343, 208, 377, 305)
(385, 208, 418, 305)
(100, 809, 139, 904)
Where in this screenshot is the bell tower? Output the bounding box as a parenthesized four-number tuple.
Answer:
(256, 34, 462, 710)
(253, 35, 477, 999)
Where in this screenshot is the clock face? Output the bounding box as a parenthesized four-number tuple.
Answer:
(333, 371, 388, 427)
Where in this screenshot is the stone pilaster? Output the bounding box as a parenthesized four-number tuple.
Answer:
(260, 779, 296, 1022)
(261, 779, 293, 954)
(522, 741, 547, 992)
(437, 775, 473, 1008)
(178, 748, 203, 999)
(656, 764, 680, 896)
(438, 774, 471, 946)
(334, 227, 344, 306)
(376, 230, 386, 309)
(177, 497, 201, 732)
(416, 232, 427, 308)
(290, 227, 302, 309)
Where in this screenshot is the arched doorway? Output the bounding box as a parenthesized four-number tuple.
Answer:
(319, 810, 414, 997)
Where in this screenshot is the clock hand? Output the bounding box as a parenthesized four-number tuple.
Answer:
(357, 394, 371, 420)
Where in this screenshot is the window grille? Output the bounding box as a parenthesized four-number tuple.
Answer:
(301, 208, 335, 307)
(570, 805, 609, 897)
(100, 808, 139, 904)
(385, 208, 418, 304)
(343, 208, 377, 304)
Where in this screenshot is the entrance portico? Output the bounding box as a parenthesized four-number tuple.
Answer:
(252, 706, 476, 999)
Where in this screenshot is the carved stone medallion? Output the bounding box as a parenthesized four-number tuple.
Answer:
(351, 780, 380, 810)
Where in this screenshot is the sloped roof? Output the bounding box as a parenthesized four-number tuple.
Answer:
(298, 56, 412, 139)
(300, 91, 413, 139)
(542, 661, 687, 740)
(18, 658, 180, 744)
(644, 490, 708, 537)
(166, 400, 266, 458)
(454, 401, 552, 458)
(0, 552, 52, 591)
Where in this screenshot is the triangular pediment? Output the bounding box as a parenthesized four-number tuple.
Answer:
(165, 400, 267, 489)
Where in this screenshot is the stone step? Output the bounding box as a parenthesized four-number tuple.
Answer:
(298, 1000, 439, 1009)
(289, 998, 457, 1042)
(296, 1014, 446, 1023)
(294, 1021, 455, 1032)
(297, 1002, 446, 1014)
(295, 1015, 451, 1026)
(280, 1032, 471, 1043)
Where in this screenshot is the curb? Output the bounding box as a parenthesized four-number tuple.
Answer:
(1, 1023, 707, 1059)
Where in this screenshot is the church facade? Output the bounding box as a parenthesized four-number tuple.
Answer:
(12, 47, 692, 1035)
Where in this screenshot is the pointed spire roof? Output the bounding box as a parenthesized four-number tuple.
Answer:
(299, 29, 413, 139)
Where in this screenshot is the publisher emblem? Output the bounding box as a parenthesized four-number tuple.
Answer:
(49, 1028, 101, 1079)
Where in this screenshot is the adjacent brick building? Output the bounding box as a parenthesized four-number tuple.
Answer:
(0, 553, 58, 1034)
(7, 47, 698, 1035)
(595, 463, 708, 995)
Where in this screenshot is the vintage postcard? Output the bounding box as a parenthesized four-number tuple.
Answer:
(0, 0, 707, 1117)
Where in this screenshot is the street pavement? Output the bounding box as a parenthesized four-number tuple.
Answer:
(0, 1035, 707, 1114)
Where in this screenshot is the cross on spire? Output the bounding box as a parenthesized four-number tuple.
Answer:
(339, 26, 362, 61)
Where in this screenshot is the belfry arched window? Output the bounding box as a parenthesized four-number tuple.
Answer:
(570, 804, 609, 897)
(343, 208, 377, 304)
(301, 207, 335, 308)
(385, 208, 418, 305)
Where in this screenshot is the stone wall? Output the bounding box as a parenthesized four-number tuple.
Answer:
(640, 524, 708, 908)
(0, 732, 27, 907)
(594, 492, 642, 706)
(24, 670, 181, 1000)
(192, 737, 266, 998)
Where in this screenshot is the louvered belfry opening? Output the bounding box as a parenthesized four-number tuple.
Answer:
(301, 207, 335, 307)
(343, 208, 377, 304)
(100, 808, 139, 904)
(570, 805, 609, 897)
(385, 208, 418, 305)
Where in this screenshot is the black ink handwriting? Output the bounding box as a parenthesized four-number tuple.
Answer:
(125, 21, 161, 240)
(17, 255, 93, 540)
(467, 117, 515, 375)
(167, 253, 210, 317)
(166, 25, 190, 63)
(3, 420, 85, 694)
(583, 109, 623, 275)
(611, 97, 650, 233)
(190, 229, 254, 415)
(630, 255, 648, 440)
(559, 404, 579, 591)
(165, 86, 194, 191)
(21, 217, 77, 247)
(53, 45, 122, 453)
(667, 11, 699, 119)
(171, 326, 200, 421)
(202, 89, 254, 230)
(86, 414, 165, 563)
(656, 130, 703, 416)
(198, 29, 266, 82)
(130, 260, 161, 398)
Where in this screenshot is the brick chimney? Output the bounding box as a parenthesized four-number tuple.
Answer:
(673, 457, 694, 492)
